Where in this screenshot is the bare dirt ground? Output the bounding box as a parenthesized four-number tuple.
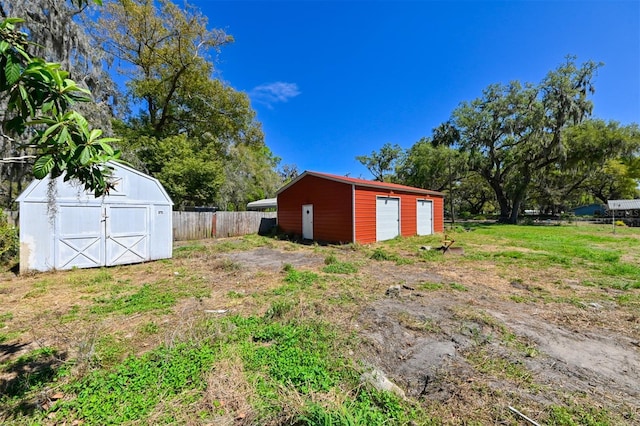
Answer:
(2, 237, 639, 423)
(224, 246, 640, 422)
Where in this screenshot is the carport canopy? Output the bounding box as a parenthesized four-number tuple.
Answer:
(607, 200, 640, 210)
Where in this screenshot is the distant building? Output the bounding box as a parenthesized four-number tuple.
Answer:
(572, 204, 606, 216)
(246, 198, 277, 211)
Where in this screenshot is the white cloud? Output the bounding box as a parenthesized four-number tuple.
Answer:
(249, 82, 301, 108)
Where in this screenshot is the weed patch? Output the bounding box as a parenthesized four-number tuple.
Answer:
(284, 268, 319, 287)
(0, 347, 61, 403)
(90, 284, 176, 315)
(418, 282, 443, 291)
(449, 282, 468, 292)
(465, 348, 533, 385)
(370, 248, 399, 262)
(323, 261, 358, 274)
(546, 403, 620, 426)
(54, 343, 217, 424)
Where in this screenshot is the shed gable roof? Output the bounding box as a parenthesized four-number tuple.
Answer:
(277, 171, 444, 196)
(17, 161, 173, 204)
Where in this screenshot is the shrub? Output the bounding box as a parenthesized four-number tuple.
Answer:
(0, 211, 18, 267)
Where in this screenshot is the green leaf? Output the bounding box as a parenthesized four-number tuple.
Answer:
(33, 155, 55, 179)
(41, 100, 55, 114)
(69, 111, 89, 132)
(88, 129, 103, 142)
(97, 140, 115, 155)
(18, 85, 33, 115)
(58, 127, 71, 146)
(79, 146, 95, 165)
(4, 58, 21, 86)
(41, 122, 63, 140)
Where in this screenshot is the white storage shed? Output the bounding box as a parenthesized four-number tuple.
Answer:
(17, 162, 173, 273)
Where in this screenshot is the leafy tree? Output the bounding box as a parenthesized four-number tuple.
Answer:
(130, 134, 224, 207)
(453, 57, 601, 223)
(0, 2, 120, 199)
(217, 144, 281, 211)
(529, 120, 640, 212)
(569, 120, 640, 203)
(456, 172, 495, 216)
(356, 142, 402, 182)
(279, 163, 299, 184)
(0, 0, 118, 203)
(396, 137, 468, 192)
(97, 0, 278, 208)
(95, 0, 231, 138)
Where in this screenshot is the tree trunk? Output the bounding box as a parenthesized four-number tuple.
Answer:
(508, 174, 532, 224)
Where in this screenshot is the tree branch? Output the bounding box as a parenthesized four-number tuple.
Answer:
(0, 155, 36, 163)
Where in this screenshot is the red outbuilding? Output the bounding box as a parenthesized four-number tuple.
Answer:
(277, 171, 444, 244)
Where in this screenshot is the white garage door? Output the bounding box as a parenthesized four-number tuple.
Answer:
(376, 197, 400, 241)
(417, 199, 433, 236)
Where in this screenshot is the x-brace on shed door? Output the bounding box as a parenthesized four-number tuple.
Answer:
(55, 204, 150, 269)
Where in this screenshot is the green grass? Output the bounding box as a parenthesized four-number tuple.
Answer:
(0, 312, 12, 328)
(173, 243, 208, 258)
(90, 284, 177, 315)
(300, 388, 431, 425)
(546, 403, 621, 426)
(3, 226, 639, 425)
(283, 268, 319, 287)
(53, 342, 217, 424)
(39, 312, 422, 425)
(0, 347, 61, 402)
(449, 282, 468, 292)
(396, 224, 640, 290)
(465, 348, 534, 385)
(323, 261, 358, 274)
(418, 281, 443, 291)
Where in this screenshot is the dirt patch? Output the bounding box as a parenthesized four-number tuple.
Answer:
(222, 247, 323, 271)
(217, 243, 640, 415)
(356, 283, 640, 418)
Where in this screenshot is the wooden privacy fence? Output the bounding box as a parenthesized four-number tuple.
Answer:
(4, 210, 275, 241)
(172, 211, 277, 241)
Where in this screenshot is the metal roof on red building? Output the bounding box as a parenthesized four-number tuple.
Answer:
(277, 171, 445, 196)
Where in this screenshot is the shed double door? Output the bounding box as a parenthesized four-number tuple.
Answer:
(55, 205, 150, 269)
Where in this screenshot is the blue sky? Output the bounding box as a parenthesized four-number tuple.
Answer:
(194, 0, 639, 179)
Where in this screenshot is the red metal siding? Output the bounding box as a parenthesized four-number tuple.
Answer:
(432, 196, 444, 233)
(354, 187, 444, 243)
(354, 187, 378, 243)
(277, 175, 353, 242)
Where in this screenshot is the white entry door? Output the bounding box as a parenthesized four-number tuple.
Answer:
(376, 197, 400, 241)
(302, 204, 313, 240)
(417, 199, 433, 235)
(106, 205, 150, 266)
